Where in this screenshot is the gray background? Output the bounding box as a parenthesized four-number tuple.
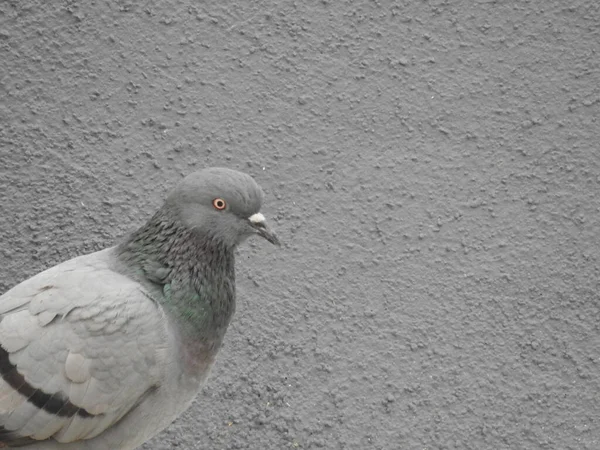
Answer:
(1, 1, 599, 449)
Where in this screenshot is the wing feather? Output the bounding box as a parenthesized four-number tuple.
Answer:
(0, 248, 169, 445)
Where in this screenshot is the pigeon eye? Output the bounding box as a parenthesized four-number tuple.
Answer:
(212, 198, 227, 210)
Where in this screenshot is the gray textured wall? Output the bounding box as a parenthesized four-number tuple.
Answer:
(1, 1, 599, 449)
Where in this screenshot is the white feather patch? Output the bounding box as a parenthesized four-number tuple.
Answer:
(64, 351, 91, 384)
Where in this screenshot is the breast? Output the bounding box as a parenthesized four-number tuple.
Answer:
(162, 312, 224, 385)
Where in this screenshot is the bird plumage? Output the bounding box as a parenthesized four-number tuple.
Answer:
(0, 168, 279, 449)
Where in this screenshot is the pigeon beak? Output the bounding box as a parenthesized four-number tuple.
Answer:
(249, 213, 281, 246)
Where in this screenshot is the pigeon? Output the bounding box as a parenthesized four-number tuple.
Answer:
(0, 167, 280, 449)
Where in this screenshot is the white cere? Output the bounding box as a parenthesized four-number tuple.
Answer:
(249, 212, 265, 224)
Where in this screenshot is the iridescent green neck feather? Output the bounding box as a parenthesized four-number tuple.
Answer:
(114, 205, 236, 342)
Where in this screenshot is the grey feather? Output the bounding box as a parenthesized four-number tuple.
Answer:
(0, 168, 279, 449)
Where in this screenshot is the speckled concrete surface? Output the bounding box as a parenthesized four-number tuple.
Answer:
(1, 1, 599, 449)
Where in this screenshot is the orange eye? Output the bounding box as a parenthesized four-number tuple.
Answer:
(212, 198, 227, 210)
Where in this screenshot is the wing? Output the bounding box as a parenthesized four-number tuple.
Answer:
(0, 249, 169, 446)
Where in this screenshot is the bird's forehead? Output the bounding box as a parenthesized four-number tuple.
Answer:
(221, 183, 263, 215)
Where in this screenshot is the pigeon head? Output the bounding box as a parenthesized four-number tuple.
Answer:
(165, 167, 280, 248)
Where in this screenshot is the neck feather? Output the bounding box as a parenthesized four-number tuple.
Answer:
(115, 206, 236, 341)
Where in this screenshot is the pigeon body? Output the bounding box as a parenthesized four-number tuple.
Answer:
(0, 168, 279, 449)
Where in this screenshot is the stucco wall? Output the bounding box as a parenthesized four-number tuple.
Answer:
(1, 1, 599, 449)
